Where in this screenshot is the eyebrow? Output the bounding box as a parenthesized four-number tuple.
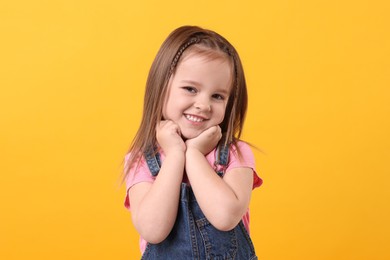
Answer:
(180, 80, 230, 95)
(181, 80, 201, 87)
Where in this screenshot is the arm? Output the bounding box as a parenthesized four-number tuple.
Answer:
(129, 120, 185, 244)
(185, 127, 254, 231)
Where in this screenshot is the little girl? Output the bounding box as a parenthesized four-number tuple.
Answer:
(124, 25, 262, 259)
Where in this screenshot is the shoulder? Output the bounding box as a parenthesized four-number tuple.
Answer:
(124, 152, 155, 209)
(228, 141, 263, 189)
(204, 140, 254, 166)
(229, 140, 255, 167)
(124, 152, 155, 191)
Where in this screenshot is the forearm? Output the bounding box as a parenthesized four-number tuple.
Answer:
(185, 148, 250, 231)
(133, 151, 185, 243)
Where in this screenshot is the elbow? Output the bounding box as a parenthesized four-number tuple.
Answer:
(133, 215, 173, 244)
(208, 205, 246, 232)
(212, 219, 240, 232)
(136, 223, 171, 244)
(141, 232, 169, 244)
(208, 212, 243, 232)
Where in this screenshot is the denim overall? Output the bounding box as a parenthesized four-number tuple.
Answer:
(142, 143, 258, 260)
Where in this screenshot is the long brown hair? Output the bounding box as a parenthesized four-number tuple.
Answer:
(124, 25, 248, 177)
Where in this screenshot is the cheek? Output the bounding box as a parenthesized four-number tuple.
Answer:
(162, 106, 167, 120)
(162, 94, 183, 120)
(215, 105, 227, 124)
(161, 98, 168, 119)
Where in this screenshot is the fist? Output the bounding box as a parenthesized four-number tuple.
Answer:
(186, 125, 222, 155)
(156, 120, 186, 154)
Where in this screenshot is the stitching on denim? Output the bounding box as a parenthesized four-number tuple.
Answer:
(146, 142, 230, 177)
(214, 141, 230, 177)
(144, 148, 161, 176)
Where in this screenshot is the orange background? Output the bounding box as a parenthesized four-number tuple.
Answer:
(1, 0, 389, 259)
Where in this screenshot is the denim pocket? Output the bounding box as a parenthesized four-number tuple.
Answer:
(196, 218, 238, 260)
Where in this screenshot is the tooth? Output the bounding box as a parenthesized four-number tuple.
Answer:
(186, 115, 203, 122)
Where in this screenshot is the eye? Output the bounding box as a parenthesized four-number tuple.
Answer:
(212, 93, 225, 100)
(182, 86, 197, 93)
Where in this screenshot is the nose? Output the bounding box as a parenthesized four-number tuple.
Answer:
(194, 97, 211, 112)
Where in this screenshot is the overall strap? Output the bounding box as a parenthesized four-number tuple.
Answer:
(214, 140, 230, 177)
(144, 147, 161, 177)
(144, 142, 230, 177)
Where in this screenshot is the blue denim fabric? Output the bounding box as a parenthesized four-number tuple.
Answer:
(142, 143, 257, 259)
(144, 148, 162, 176)
(214, 142, 229, 177)
(141, 184, 257, 260)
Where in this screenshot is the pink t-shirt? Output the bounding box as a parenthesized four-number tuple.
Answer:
(124, 141, 262, 253)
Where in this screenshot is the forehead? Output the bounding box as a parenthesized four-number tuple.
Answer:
(174, 53, 233, 91)
(174, 46, 235, 84)
(180, 46, 232, 66)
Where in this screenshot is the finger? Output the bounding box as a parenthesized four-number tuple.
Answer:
(218, 126, 222, 137)
(157, 120, 166, 130)
(171, 123, 181, 136)
(211, 125, 221, 136)
(157, 120, 174, 131)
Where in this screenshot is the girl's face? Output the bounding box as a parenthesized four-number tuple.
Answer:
(162, 53, 232, 140)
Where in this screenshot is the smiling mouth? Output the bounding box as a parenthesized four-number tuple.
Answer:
(185, 114, 205, 122)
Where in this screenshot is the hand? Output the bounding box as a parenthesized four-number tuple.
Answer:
(185, 125, 222, 155)
(156, 120, 186, 155)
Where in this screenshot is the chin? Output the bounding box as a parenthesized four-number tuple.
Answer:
(181, 131, 202, 140)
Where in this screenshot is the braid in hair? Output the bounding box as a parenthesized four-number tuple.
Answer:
(169, 36, 201, 75)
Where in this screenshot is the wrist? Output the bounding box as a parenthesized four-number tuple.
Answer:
(185, 146, 203, 157)
(165, 148, 186, 157)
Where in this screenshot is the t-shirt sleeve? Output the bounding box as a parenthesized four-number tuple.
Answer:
(123, 153, 155, 210)
(225, 141, 263, 189)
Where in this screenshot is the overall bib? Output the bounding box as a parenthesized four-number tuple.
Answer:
(142, 143, 258, 260)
